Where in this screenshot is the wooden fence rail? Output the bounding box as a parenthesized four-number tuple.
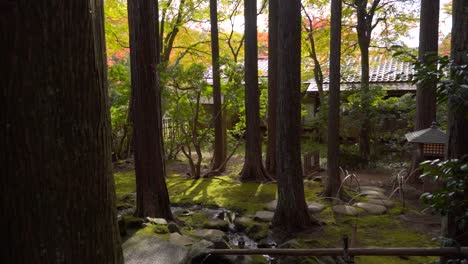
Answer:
(205, 247, 468, 257)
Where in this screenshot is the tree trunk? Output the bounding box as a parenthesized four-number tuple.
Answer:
(355, 0, 374, 164)
(265, 0, 278, 177)
(3, 1, 124, 262)
(240, 0, 272, 182)
(210, 0, 227, 173)
(128, 0, 174, 220)
(446, 0, 468, 160)
(324, 0, 343, 199)
(441, 2, 468, 263)
(272, 0, 312, 233)
(358, 43, 371, 163)
(408, 0, 440, 182)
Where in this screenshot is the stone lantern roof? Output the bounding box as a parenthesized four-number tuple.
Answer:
(405, 122, 447, 144)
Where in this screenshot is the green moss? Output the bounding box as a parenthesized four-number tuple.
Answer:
(114, 169, 438, 264)
(122, 215, 144, 229)
(114, 171, 136, 201)
(355, 256, 437, 264)
(250, 255, 269, 264)
(178, 212, 209, 229)
(244, 222, 269, 241)
(153, 225, 169, 234)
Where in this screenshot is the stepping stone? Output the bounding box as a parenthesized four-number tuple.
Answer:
(192, 229, 226, 242)
(367, 198, 395, 207)
(254, 211, 275, 222)
(169, 233, 194, 247)
(354, 202, 387, 215)
(265, 200, 277, 211)
(203, 219, 229, 231)
(360, 186, 386, 193)
(360, 190, 387, 199)
(307, 201, 326, 213)
(146, 217, 167, 225)
(123, 235, 188, 264)
(332, 205, 358, 216)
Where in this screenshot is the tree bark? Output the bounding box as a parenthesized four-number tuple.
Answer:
(446, 0, 468, 160)
(324, 0, 343, 199)
(272, 0, 313, 233)
(2, 1, 123, 263)
(265, 0, 278, 177)
(441, 2, 468, 263)
(210, 0, 227, 173)
(240, 0, 272, 182)
(355, 0, 377, 164)
(408, 0, 440, 182)
(128, 0, 174, 220)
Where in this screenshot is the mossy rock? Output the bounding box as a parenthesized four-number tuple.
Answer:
(202, 219, 229, 232)
(153, 225, 169, 234)
(245, 223, 269, 241)
(123, 215, 144, 229)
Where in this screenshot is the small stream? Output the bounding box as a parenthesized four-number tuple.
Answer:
(119, 204, 277, 263)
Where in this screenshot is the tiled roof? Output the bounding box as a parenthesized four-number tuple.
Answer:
(205, 58, 268, 84)
(205, 57, 415, 91)
(306, 57, 416, 92)
(405, 123, 447, 144)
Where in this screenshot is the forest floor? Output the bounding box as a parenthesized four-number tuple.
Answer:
(114, 153, 441, 264)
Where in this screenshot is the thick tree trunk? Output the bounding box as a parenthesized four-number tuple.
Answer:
(272, 0, 312, 233)
(441, 2, 468, 263)
(408, 0, 440, 182)
(3, 1, 123, 263)
(446, 0, 468, 160)
(210, 0, 227, 173)
(128, 0, 174, 220)
(240, 0, 272, 182)
(265, 0, 278, 177)
(324, 0, 342, 199)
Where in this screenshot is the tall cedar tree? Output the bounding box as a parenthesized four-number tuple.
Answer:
(2, 1, 124, 262)
(265, 0, 278, 176)
(272, 0, 312, 232)
(441, 2, 468, 261)
(128, 0, 174, 219)
(447, 0, 468, 160)
(240, 0, 272, 182)
(210, 0, 227, 173)
(324, 0, 343, 199)
(354, 0, 377, 163)
(408, 0, 440, 181)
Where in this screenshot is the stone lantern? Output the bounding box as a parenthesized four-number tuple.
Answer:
(405, 122, 447, 159)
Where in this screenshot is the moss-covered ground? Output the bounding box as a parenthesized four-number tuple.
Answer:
(114, 159, 438, 264)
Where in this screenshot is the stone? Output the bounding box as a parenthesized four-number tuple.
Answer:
(257, 238, 277, 248)
(123, 216, 144, 229)
(192, 229, 227, 242)
(265, 200, 277, 211)
(307, 201, 326, 213)
(234, 216, 253, 230)
(153, 225, 169, 234)
(123, 234, 188, 264)
(169, 233, 194, 247)
(254, 211, 274, 222)
(360, 190, 387, 199)
(168, 222, 181, 234)
(354, 202, 387, 215)
(360, 186, 386, 193)
(332, 205, 358, 216)
(146, 217, 167, 225)
(202, 219, 229, 232)
(367, 198, 395, 207)
(118, 215, 127, 236)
